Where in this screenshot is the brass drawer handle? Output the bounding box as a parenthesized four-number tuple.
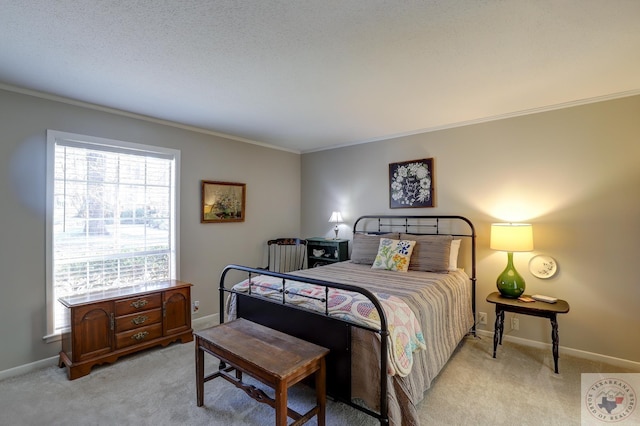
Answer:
(131, 331, 149, 341)
(131, 315, 148, 325)
(130, 299, 149, 309)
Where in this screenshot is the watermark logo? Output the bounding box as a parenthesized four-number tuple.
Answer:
(582, 374, 638, 424)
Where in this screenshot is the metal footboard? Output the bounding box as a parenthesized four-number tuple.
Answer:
(219, 264, 391, 424)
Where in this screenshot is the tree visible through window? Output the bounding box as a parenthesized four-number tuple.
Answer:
(45, 131, 180, 337)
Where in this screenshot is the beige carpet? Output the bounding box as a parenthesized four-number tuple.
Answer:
(1, 334, 636, 426)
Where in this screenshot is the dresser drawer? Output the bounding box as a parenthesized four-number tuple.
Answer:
(115, 294, 162, 316)
(115, 308, 162, 333)
(115, 323, 163, 349)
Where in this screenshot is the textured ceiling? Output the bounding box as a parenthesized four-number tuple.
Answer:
(1, 1, 639, 153)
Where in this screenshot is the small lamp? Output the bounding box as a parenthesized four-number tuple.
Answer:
(490, 223, 534, 298)
(328, 211, 343, 240)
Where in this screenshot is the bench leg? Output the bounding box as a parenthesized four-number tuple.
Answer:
(316, 359, 326, 426)
(196, 338, 204, 407)
(275, 380, 287, 426)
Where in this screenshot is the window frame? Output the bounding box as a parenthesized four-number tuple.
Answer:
(44, 130, 181, 342)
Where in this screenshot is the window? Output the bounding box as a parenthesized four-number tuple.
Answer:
(45, 130, 180, 339)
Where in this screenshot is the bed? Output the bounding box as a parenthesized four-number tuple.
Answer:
(219, 215, 476, 425)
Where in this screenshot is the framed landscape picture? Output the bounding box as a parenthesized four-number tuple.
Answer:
(389, 158, 434, 208)
(201, 180, 246, 223)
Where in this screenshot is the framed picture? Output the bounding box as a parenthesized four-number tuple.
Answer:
(389, 158, 434, 208)
(201, 180, 246, 223)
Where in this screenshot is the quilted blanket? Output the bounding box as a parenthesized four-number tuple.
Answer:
(229, 275, 426, 376)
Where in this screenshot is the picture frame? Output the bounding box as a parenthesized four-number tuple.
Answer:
(389, 158, 435, 208)
(201, 180, 246, 223)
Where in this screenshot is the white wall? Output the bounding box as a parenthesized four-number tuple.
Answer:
(0, 89, 301, 372)
(301, 95, 640, 364)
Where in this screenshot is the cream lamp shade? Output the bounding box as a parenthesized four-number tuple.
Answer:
(490, 223, 534, 252)
(328, 211, 343, 224)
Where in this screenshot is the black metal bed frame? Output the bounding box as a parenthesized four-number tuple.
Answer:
(219, 215, 476, 425)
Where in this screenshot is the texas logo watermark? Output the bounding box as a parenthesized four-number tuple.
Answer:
(582, 374, 638, 425)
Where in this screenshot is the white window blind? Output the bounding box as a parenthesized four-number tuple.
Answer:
(45, 130, 180, 338)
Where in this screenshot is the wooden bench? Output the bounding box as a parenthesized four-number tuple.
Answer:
(194, 318, 329, 426)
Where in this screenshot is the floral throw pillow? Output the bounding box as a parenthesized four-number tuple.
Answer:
(371, 238, 416, 272)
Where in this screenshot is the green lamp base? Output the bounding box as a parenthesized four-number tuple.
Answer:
(496, 252, 525, 298)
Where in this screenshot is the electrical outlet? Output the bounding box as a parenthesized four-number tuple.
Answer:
(511, 317, 519, 331)
(192, 300, 199, 313)
(478, 312, 487, 325)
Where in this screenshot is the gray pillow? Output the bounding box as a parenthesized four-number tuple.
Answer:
(351, 233, 399, 264)
(400, 233, 453, 273)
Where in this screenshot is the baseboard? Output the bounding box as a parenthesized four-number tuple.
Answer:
(192, 313, 220, 330)
(476, 330, 640, 371)
(0, 355, 60, 381)
(0, 313, 222, 382)
(4, 318, 637, 382)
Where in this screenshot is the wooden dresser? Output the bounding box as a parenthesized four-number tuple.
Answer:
(58, 279, 193, 380)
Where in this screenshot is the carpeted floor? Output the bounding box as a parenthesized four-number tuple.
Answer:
(1, 333, 636, 426)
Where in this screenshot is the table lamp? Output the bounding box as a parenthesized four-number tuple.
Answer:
(490, 223, 533, 298)
(328, 211, 343, 239)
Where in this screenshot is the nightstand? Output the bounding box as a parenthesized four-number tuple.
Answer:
(306, 238, 349, 268)
(486, 292, 570, 374)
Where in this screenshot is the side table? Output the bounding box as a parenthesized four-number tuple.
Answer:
(306, 238, 349, 268)
(486, 292, 570, 373)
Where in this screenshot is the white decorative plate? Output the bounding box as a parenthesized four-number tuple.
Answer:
(529, 255, 558, 279)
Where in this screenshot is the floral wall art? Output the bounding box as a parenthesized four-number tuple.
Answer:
(389, 158, 434, 208)
(201, 180, 246, 222)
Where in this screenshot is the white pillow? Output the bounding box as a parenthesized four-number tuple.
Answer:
(449, 239, 461, 271)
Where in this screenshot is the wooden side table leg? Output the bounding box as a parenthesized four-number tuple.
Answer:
(195, 338, 204, 407)
(498, 310, 505, 345)
(275, 380, 287, 426)
(493, 307, 503, 358)
(550, 314, 560, 374)
(316, 359, 327, 426)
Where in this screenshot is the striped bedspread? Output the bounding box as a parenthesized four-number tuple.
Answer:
(290, 262, 474, 426)
(288, 261, 474, 371)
